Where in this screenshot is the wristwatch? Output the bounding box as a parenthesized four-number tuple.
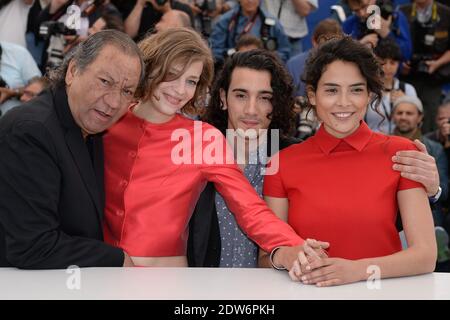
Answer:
(429, 186, 442, 204)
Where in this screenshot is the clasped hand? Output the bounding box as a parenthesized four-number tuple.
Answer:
(288, 239, 365, 287)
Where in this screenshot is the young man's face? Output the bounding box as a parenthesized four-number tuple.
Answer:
(221, 67, 273, 139)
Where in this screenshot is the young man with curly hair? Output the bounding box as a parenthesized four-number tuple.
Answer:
(187, 49, 302, 268)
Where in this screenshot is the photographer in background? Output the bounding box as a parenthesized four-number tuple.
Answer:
(210, 0, 291, 68)
(155, 8, 192, 32)
(178, 0, 222, 37)
(19, 76, 49, 102)
(400, 0, 450, 133)
(426, 102, 450, 233)
(112, 0, 193, 41)
(0, 41, 41, 116)
(262, 0, 318, 57)
(37, 0, 121, 70)
(51, 7, 125, 57)
(426, 101, 450, 151)
(343, 0, 412, 61)
(1, 76, 49, 107)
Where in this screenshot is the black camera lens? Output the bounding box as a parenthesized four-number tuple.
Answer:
(0, 76, 7, 88)
(264, 38, 277, 51)
(155, 0, 168, 6)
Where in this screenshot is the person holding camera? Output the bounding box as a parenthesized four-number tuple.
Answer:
(210, 0, 291, 66)
(154, 8, 192, 32)
(425, 101, 450, 221)
(426, 100, 450, 150)
(113, 0, 193, 41)
(0, 41, 41, 116)
(343, 0, 412, 61)
(36, 0, 122, 70)
(178, 0, 223, 37)
(262, 0, 318, 57)
(399, 0, 450, 134)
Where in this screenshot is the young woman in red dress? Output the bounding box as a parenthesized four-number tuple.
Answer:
(262, 37, 437, 286)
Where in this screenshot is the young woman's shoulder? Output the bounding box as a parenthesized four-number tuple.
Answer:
(372, 132, 418, 154)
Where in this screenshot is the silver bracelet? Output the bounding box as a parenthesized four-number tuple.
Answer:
(269, 247, 287, 270)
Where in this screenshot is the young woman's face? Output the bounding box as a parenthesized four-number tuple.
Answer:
(307, 60, 371, 139)
(149, 60, 203, 122)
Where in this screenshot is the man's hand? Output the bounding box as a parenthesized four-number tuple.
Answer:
(360, 33, 379, 49)
(375, 15, 392, 38)
(425, 60, 441, 74)
(0, 87, 18, 104)
(188, 3, 202, 15)
(123, 252, 135, 267)
(392, 139, 440, 197)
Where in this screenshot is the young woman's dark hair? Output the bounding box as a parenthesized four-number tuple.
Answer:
(302, 36, 384, 112)
(204, 49, 296, 137)
(373, 38, 403, 62)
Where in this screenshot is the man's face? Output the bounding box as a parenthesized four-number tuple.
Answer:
(239, 0, 260, 14)
(349, 0, 375, 20)
(65, 45, 141, 136)
(392, 103, 423, 134)
(20, 81, 45, 103)
(221, 67, 273, 139)
(436, 105, 450, 128)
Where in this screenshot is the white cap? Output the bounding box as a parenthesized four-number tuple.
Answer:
(393, 95, 424, 114)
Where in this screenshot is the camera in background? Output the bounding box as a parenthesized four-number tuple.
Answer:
(358, 0, 394, 39)
(39, 21, 77, 40)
